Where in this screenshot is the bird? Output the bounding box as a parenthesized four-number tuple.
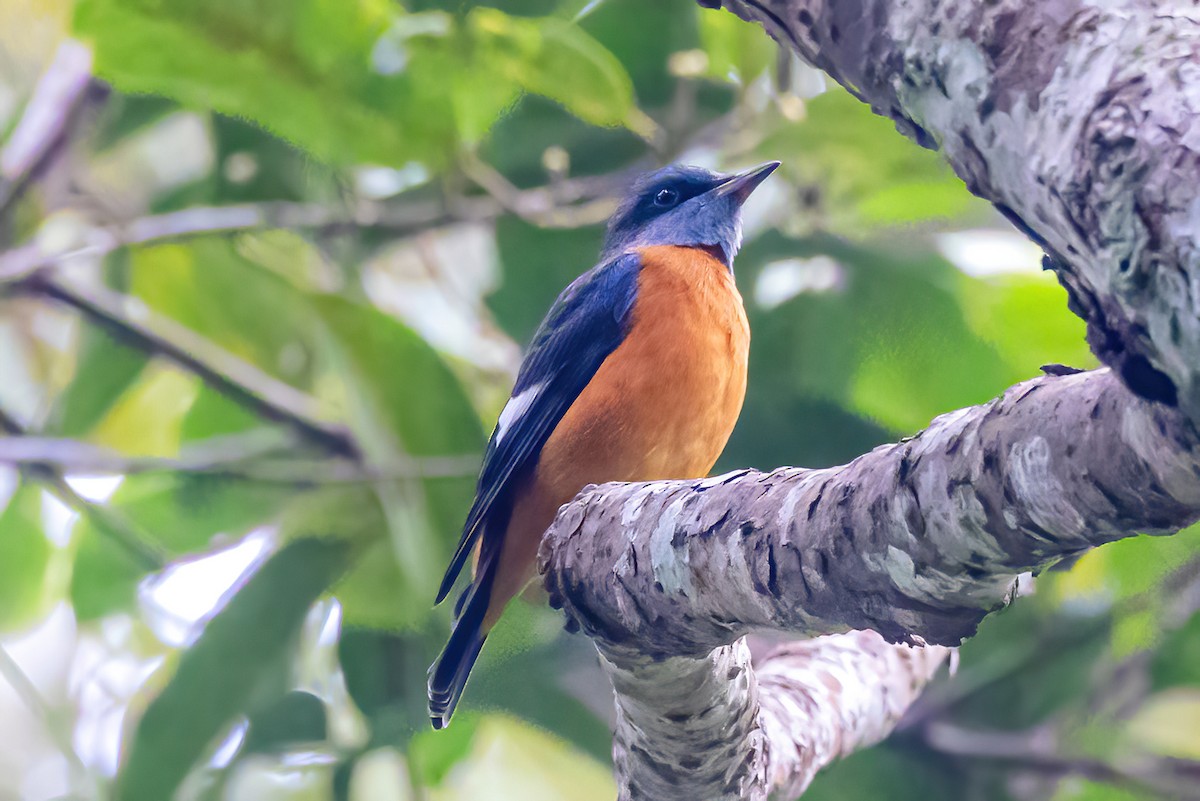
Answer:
(428, 160, 780, 729)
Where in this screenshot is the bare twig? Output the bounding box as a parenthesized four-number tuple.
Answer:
(0, 168, 634, 285)
(8, 272, 359, 459)
(0, 435, 480, 483)
(922, 721, 1200, 799)
(0, 406, 165, 570)
(459, 152, 622, 228)
(0, 40, 94, 220)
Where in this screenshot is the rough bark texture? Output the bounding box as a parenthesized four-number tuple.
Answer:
(535, 3, 1200, 799)
(541, 371, 1200, 798)
(721, 1, 1200, 415)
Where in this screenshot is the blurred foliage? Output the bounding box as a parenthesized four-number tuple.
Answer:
(0, 0, 1196, 800)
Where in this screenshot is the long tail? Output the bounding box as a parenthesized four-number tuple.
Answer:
(428, 555, 495, 729)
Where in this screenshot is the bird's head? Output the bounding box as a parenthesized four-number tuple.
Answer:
(601, 161, 779, 267)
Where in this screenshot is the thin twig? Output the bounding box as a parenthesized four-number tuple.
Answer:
(8, 272, 359, 459)
(0, 40, 95, 220)
(923, 721, 1200, 799)
(0, 406, 165, 571)
(459, 151, 621, 228)
(0, 168, 633, 286)
(0, 435, 480, 483)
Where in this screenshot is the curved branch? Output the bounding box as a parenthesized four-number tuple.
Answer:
(530, 5, 1200, 797)
(720, 1, 1200, 418)
(540, 369, 1200, 798)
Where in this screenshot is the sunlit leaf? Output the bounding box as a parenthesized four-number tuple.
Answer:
(89, 364, 196, 457)
(115, 537, 353, 801)
(74, 0, 640, 166)
(471, 9, 640, 132)
(755, 87, 984, 230)
(312, 295, 482, 611)
(697, 6, 773, 85)
(957, 272, 1096, 376)
(1126, 688, 1200, 760)
(1050, 779, 1145, 801)
(49, 325, 149, 438)
(426, 714, 615, 800)
(0, 483, 53, 631)
(129, 239, 316, 385)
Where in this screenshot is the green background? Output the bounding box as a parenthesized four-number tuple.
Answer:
(0, 1, 1197, 799)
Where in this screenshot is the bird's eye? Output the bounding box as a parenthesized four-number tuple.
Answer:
(653, 188, 679, 207)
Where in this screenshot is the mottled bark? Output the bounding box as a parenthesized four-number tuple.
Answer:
(536, 2, 1200, 799)
(541, 371, 1200, 798)
(721, 1, 1200, 416)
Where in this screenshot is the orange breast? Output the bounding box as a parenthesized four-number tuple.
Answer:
(485, 245, 749, 623)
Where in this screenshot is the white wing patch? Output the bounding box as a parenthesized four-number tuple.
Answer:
(495, 384, 543, 444)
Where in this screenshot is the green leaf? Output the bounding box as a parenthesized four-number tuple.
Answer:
(74, 1, 640, 166)
(755, 87, 984, 230)
(490, 217, 606, 345)
(281, 487, 429, 630)
(470, 9, 640, 132)
(581, 0, 700, 108)
(71, 473, 296, 620)
(129, 239, 316, 386)
(697, 6, 772, 85)
(408, 717, 481, 788)
(338, 627, 431, 745)
(115, 537, 353, 801)
(73, 0, 411, 166)
(802, 744, 956, 801)
(958, 272, 1095, 376)
(1151, 609, 1200, 690)
(424, 714, 615, 800)
(49, 326, 149, 438)
(0, 483, 53, 631)
(312, 295, 483, 612)
(737, 233, 1013, 435)
(241, 690, 328, 754)
(1126, 688, 1200, 760)
(1050, 779, 1145, 801)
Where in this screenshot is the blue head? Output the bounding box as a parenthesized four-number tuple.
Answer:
(601, 161, 780, 267)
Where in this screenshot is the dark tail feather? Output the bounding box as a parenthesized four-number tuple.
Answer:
(428, 565, 494, 729)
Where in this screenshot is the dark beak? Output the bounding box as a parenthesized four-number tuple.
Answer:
(715, 161, 781, 204)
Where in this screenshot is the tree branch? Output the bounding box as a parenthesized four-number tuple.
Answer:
(540, 368, 1200, 799)
(0, 40, 95, 220)
(0, 434, 480, 483)
(6, 272, 359, 458)
(719, 1, 1200, 418)
(526, 4, 1200, 796)
(0, 406, 165, 571)
(0, 169, 630, 285)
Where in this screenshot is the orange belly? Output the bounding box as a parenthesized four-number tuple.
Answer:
(485, 245, 750, 625)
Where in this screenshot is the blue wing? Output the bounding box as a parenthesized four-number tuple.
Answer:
(435, 252, 642, 603)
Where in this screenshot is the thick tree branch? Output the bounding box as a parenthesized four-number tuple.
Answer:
(541, 369, 1200, 798)
(601, 631, 950, 801)
(528, 5, 1200, 797)
(720, 1, 1200, 417)
(545, 370, 1199, 654)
